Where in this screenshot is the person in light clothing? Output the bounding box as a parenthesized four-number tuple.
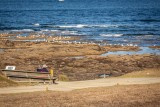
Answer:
(50, 67, 54, 77)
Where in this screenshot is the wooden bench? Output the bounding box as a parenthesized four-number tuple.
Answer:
(0, 69, 57, 84)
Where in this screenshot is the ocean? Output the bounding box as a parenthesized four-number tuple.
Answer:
(0, 0, 160, 46)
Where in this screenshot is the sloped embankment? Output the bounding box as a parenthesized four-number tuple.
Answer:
(0, 74, 18, 87)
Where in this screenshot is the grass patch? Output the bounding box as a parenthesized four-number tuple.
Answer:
(0, 74, 44, 87)
(0, 83, 160, 107)
(0, 74, 18, 87)
(58, 74, 69, 81)
(121, 68, 160, 78)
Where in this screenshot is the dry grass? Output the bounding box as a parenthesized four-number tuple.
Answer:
(0, 74, 40, 87)
(0, 83, 160, 107)
(121, 68, 160, 78)
(0, 74, 18, 87)
(58, 74, 69, 81)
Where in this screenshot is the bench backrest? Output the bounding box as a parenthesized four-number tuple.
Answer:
(1, 69, 51, 79)
(5, 66, 16, 70)
(2, 69, 50, 74)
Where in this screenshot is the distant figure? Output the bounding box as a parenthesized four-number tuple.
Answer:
(37, 64, 49, 72)
(37, 65, 42, 72)
(50, 67, 54, 77)
(41, 64, 49, 72)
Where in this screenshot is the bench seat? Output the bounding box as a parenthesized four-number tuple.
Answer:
(0, 69, 57, 84)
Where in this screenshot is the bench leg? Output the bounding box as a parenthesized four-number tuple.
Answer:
(43, 80, 46, 84)
(49, 80, 52, 84)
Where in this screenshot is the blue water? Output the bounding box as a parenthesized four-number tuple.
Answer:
(101, 47, 160, 56)
(0, 0, 160, 46)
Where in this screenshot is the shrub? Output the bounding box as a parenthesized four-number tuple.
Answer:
(58, 74, 69, 81)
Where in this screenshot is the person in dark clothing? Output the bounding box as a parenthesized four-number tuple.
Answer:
(41, 64, 49, 72)
(41, 67, 49, 72)
(37, 64, 49, 72)
(37, 65, 42, 72)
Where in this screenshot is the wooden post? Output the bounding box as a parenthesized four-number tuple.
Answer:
(44, 80, 46, 84)
(26, 73, 28, 77)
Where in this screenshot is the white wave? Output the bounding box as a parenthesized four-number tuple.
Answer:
(51, 30, 59, 32)
(100, 34, 123, 37)
(59, 0, 64, 2)
(145, 35, 153, 37)
(76, 24, 87, 28)
(59, 25, 75, 28)
(11, 29, 34, 32)
(61, 30, 79, 35)
(58, 24, 119, 29)
(34, 23, 40, 26)
(91, 24, 119, 28)
(38, 29, 79, 35)
(59, 24, 88, 28)
(40, 29, 49, 32)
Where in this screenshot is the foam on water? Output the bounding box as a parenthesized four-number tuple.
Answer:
(58, 24, 88, 28)
(100, 34, 123, 37)
(40, 29, 49, 32)
(61, 31, 78, 34)
(11, 29, 34, 32)
(34, 23, 40, 26)
(57, 24, 119, 29)
(37, 29, 81, 36)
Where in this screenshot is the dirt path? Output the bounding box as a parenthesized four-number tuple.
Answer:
(0, 77, 160, 94)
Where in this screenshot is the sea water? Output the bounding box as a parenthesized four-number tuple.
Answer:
(0, 0, 160, 47)
(101, 47, 160, 56)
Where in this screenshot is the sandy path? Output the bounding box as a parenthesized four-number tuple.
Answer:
(0, 77, 160, 94)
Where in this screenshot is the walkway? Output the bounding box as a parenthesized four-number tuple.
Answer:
(0, 77, 160, 94)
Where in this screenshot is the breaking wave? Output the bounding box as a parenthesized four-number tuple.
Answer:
(100, 34, 123, 37)
(58, 24, 119, 28)
(11, 29, 34, 32)
(38, 24, 120, 29)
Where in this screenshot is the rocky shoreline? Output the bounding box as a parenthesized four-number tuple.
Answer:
(0, 32, 160, 81)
